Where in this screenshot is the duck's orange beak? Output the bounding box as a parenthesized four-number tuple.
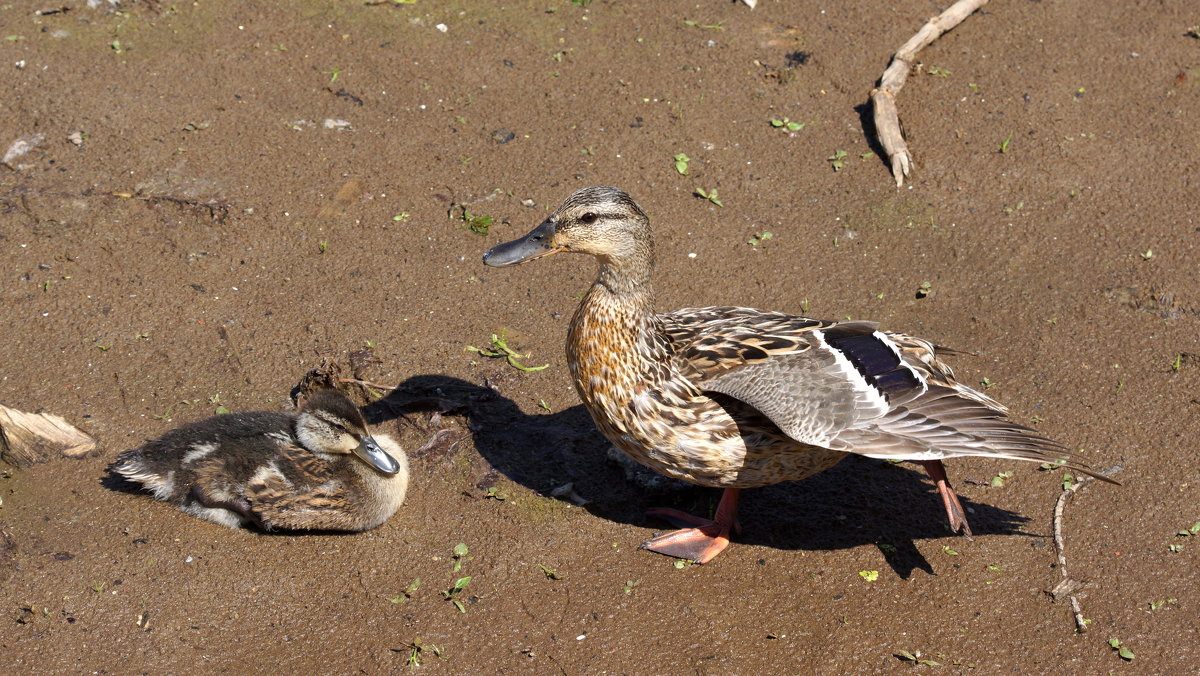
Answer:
(482, 219, 564, 267)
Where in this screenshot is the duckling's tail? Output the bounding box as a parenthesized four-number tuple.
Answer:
(110, 449, 178, 500)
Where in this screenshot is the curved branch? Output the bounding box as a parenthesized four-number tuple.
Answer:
(870, 0, 990, 186)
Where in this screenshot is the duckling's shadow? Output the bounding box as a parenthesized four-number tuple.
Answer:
(367, 375, 1036, 579)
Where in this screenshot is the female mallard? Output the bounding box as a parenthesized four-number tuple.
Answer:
(112, 389, 409, 532)
(483, 186, 1113, 563)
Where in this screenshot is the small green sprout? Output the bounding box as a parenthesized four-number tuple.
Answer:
(318, 240, 328, 254)
(1061, 473, 1076, 491)
(1171, 353, 1183, 371)
(442, 576, 472, 613)
(326, 66, 342, 84)
(483, 486, 507, 501)
(96, 344, 111, 351)
(538, 564, 565, 580)
(42, 280, 50, 292)
(538, 399, 552, 412)
(402, 638, 443, 667)
(916, 281, 933, 299)
(623, 579, 640, 594)
(895, 650, 940, 666)
(941, 545, 959, 556)
(694, 187, 723, 207)
(389, 578, 421, 604)
(770, 117, 805, 132)
(980, 377, 995, 390)
(1107, 638, 1135, 661)
(1000, 133, 1013, 153)
(1147, 598, 1177, 612)
(465, 329, 549, 372)
(392, 212, 410, 222)
(455, 208, 493, 235)
(110, 40, 124, 54)
(990, 471, 1014, 487)
(860, 151, 875, 159)
(986, 564, 1005, 572)
(673, 153, 690, 175)
(1170, 520, 1200, 551)
(828, 149, 848, 171)
(682, 19, 724, 30)
(859, 570, 879, 582)
(747, 232, 773, 246)
(451, 543, 470, 572)
(672, 559, 693, 569)
(1141, 249, 1154, 261)
(928, 65, 951, 77)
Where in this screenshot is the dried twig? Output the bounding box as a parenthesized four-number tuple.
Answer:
(111, 191, 231, 222)
(1051, 464, 1123, 633)
(869, 0, 989, 186)
(339, 377, 397, 393)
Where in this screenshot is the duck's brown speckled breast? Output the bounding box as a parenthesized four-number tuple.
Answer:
(567, 289, 846, 488)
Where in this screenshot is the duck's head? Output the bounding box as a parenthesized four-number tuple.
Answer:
(295, 390, 402, 475)
(483, 186, 650, 267)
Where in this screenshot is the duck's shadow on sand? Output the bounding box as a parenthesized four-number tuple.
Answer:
(367, 374, 1037, 579)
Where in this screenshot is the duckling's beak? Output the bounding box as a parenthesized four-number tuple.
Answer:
(482, 219, 563, 266)
(353, 436, 401, 475)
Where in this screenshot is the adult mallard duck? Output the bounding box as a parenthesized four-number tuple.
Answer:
(483, 186, 1113, 563)
(112, 389, 409, 532)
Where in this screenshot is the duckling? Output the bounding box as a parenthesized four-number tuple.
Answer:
(483, 186, 1115, 563)
(112, 390, 408, 532)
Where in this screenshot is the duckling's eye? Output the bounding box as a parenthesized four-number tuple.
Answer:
(580, 212, 598, 224)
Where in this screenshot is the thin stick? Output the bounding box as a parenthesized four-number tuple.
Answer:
(1052, 464, 1123, 633)
(869, 0, 989, 186)
(339, 377, 397, 392)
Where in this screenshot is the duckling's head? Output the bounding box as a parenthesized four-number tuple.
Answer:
(295, 390, 402, 475)
(483, 186, 650, 267)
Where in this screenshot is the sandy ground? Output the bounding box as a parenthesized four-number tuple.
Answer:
(2, 0, 1198, 672)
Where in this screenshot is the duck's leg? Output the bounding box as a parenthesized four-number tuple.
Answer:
(921, 460, 973, 539)
(641, 487, 741, 564)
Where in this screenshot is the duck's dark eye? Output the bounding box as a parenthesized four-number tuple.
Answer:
(580, 212, 598, 224)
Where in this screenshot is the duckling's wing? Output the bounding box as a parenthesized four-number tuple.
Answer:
(240, 445, 359, 530)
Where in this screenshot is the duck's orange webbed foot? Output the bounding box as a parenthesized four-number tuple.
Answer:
(640, 488, 741, 564)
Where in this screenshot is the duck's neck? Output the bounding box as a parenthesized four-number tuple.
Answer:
(568, 251, 672, 405)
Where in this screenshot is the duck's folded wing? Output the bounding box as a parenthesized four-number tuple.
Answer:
(677, 315, 1110, 479)
(667, 316, 924, 449)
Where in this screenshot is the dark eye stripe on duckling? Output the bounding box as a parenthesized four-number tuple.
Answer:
(821, 327, 923, 401)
